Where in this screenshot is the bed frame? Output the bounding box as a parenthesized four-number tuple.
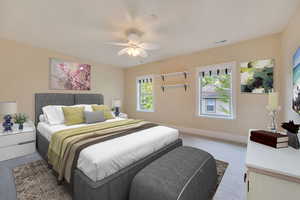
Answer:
(35, 93, 182, 200)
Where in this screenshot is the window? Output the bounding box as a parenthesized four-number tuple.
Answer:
(197, 62, 236, 119)
(137, 76, 154, 112)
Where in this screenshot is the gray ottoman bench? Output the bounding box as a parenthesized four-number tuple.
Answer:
(129, 146, 217, 200)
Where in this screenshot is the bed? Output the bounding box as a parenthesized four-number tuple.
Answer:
(35, 93, 182, 200)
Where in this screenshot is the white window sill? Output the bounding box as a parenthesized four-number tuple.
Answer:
(197, 114, 235, 120)
(136, 109, 155, 113)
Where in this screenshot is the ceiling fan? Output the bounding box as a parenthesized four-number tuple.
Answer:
(108, 29, 159, 58)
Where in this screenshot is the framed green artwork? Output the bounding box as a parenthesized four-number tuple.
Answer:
(240, 59, 274, 94)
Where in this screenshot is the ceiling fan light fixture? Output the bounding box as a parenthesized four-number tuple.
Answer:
(125, 47, 141, 57)
(111, 28, 158, 58)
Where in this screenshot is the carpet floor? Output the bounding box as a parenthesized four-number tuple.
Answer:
(12, 159, 228, 200)
(181, 134, 246, 200)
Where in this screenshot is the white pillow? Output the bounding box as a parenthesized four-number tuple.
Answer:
(42, 104, 94, 125)
(42, 105, 65, 125)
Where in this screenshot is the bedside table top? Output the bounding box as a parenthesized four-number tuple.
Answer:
(118, 113, 128, 118)
(246, 129, 300, 181)
(0, 123, 35, 136)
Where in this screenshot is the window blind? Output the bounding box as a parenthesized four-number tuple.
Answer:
(138, 77, 153, 83)
(199, 62, 234, 77)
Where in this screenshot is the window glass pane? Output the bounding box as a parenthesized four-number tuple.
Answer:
(200, 72, 232, 117)
(207, 99, 215, 105)
(140, 95, 153, 110)
(206, 99, 216, 112)
(137, 78, 154, 111)
(206, 105, 215, 112)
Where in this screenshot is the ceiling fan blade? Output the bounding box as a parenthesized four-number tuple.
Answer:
(139, 49, 148, 58)
(107, 42, 130, 47)
(118, 48, 130, 56)
(138, 43, 160, 50)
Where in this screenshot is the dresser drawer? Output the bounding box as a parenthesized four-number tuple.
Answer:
(0, 131, 36, 148)
(0, 142, 36, 161)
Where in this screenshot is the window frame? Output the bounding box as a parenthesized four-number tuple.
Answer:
(196, 62, 237, 119)
(136, 75, 155, 112)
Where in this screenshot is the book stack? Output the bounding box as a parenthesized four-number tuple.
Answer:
(250, 130, 289, 148)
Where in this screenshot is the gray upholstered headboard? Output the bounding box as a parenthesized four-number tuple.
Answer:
(35, 93, 104, 125)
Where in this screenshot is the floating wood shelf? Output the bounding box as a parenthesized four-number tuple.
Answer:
(161, 84, 188, 92)
(160, 71, 189, 81)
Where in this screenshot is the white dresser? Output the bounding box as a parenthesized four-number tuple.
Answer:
(245, 130, 300, 200)
(0, 123, 36, 161)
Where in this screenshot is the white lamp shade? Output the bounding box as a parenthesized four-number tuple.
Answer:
(268, 92, 279, 110)
(112, 99, 122, 107)
(0, 102, 17, 115)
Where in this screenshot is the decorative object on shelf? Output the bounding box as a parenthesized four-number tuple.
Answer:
(240, 59, 274, 93)
(292, 47, 300, 114)
(112, 99, 122, 117)
(0, 102, 17, 132)
(13, 113, 28, 130)
(50, 58, 91, 90)
(266, 91, 280, 132)
(161, 84, 188, 92)
(281, 120, 300, 149)
(160, 71, 188, 81)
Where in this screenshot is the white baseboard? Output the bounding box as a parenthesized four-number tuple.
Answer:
(160, 123, 248, 144)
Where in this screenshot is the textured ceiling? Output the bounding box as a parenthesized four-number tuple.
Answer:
(0, 0, 299, 67)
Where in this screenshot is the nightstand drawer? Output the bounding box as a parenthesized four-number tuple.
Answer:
(0, 131, 36, 148)
(0, 142, 35, 161)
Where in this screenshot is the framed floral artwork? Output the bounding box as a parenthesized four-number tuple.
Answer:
(50, 58, 91, 90)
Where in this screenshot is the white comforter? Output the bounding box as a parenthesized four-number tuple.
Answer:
(37, 119, 179, 182)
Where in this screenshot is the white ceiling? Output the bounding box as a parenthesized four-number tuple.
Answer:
(0, 0, 299, 68)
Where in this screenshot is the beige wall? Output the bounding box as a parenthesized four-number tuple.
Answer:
(124, 34, 282, 137)
(0, 39, 124, 120)
(2, 8, 300, 140)
(281, 7, 300, 123)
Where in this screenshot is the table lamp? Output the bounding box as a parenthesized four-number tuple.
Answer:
(0, 102, 17, 132)
(266, 92, 280, 132)
(112, 99, 121, 117)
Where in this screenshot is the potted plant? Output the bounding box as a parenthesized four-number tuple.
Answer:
(13, 113, 28, 130)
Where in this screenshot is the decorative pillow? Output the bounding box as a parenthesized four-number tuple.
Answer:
(42, 105, 65, 125)
(62, 106, 85, 126)
(92, 105, 114, 120)
(84, 111, 105, 124)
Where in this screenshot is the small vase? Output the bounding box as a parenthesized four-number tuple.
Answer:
(287, 131, 300, 149)
(18, 123, 24, 130)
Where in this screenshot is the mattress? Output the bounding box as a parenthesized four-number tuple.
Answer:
(37, 120, 179, 182)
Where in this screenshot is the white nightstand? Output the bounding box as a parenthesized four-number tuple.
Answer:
(0, 123, 36, 161)
(245, 130, 300, 200)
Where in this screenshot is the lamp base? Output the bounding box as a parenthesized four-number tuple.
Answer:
(114, 107, 120, 117)
(268, 110, 277, 133)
